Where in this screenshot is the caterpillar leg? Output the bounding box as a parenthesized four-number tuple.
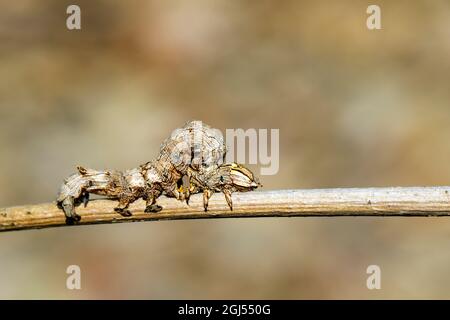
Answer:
(181, 177, 192, 205)
(196, 189, 233, 212)
(223, 189, 233, 211)
(58, 196, 81, 224)
(114, 195, 134, 217)
(58, 190, 90, 223)
(144, 190, 163, 213)
(203, 189, 213, 212)
(144, 203, 162, 213)
(164, 181, 189, 202)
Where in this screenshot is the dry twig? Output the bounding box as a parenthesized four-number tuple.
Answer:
(2, 187, 450, 232)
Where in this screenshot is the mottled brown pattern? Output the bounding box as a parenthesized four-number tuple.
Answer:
(56, 121, 259, 224)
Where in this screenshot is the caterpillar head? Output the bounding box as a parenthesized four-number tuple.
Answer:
(214, 163, 260, 192)
(188, 163, 260, 193)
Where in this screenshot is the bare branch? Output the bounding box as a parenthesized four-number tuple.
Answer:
(2, 187, 450, 232)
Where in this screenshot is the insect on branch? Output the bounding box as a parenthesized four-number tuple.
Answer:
(2, 187, 450, 232)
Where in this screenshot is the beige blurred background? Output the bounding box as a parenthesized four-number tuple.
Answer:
(1, 0, 450, 299)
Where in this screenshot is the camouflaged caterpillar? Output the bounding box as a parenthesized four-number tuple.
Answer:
(57, 121, 260, 224)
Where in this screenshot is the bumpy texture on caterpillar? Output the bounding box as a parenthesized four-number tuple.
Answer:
(56, 121, 260, 224)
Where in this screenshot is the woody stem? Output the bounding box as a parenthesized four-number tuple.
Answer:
(2, 187, 450, 232)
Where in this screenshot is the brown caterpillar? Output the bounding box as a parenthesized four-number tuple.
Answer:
(56, 121, 260, 224)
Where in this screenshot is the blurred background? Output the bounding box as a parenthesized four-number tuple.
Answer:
(1, 0, 450, 299)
